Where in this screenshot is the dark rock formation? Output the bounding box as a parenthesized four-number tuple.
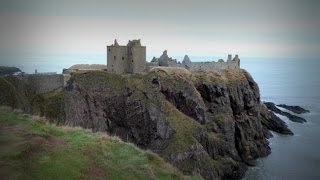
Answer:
(61, 69, 292, 179)
(277, 104, 310, 114)
(259, 105, 293, 135)
(160, 76, 207, 124)
(0, 66, 22, 76)
(264, 102, 307, 123)
(0, 69, 294, 180)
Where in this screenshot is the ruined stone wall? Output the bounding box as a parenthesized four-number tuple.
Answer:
(107, 46, 128, 74)
(147, 59, 239, 72)
(167, 60, 179, 67)
(150, 51, 240, 72)
(188, 60, 239, 71)
(146, 62, 159, 67)
(17, 74, 64, 94)
(189, 61, 225, 71)
(190, 62, 213, 71)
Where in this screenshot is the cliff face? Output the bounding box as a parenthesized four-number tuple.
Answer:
(61, 68, 290, 179)
(0, 68, 292, 179)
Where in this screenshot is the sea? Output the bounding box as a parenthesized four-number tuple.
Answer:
(242, 58, 320, 180)
(1, 52, 320, 180)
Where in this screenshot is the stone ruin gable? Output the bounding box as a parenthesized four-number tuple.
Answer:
(107, 39, 146, 74)
(149, 50, 179, 67)
(181, 55, 192, 69)
(158, 50, 178, 66)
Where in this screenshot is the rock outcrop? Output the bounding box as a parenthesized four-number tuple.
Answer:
(277, 104, 310, 114)
(0, 69, 293, 180)
(259, 104, 293, 135)
(0, 66, 22, 76)
(264, 102, 307, 123)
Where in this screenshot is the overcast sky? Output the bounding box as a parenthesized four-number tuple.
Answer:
(0, 0, 319, 58)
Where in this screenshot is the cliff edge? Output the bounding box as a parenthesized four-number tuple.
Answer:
(0, 68, 292, 179)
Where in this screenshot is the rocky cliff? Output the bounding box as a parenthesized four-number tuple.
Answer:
(0, 68, 292, 179)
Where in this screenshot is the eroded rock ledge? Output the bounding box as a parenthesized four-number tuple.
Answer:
(264, 102, 307, 123)
(277, 104, 310, 114)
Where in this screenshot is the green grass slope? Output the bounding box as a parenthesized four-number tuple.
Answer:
(0, 107, 199, 180)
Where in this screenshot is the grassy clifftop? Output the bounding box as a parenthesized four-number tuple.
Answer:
(0, 107, 199, 180)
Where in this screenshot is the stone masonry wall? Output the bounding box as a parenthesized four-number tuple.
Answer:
(107, 46, 128, 74)
(17, 74, 64, 94)
(130, 46, 146, 73)
(189, 60, 239, 71)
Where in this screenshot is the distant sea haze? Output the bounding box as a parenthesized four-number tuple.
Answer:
(1, 52, 319, 179)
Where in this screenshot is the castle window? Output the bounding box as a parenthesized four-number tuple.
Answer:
(114, 56, 116, 60)
(132, 59, 134, 62)
(108, 48, 111, 52)
(122, 57, 124, 60)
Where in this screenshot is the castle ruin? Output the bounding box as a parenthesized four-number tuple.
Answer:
(107, 39, 146, 74)
(106, 39, 240, 74)
(148, 50, 240, 71)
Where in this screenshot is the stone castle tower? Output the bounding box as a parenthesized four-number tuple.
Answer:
(226, 54, 240, 69)
(107, 39, 146, 74)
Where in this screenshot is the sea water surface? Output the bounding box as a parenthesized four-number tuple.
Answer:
(1, 53, 319, 179)
(242, 58, 320, 180)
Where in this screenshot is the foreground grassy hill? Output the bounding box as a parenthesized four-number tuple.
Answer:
(0, 107, 199, 180)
